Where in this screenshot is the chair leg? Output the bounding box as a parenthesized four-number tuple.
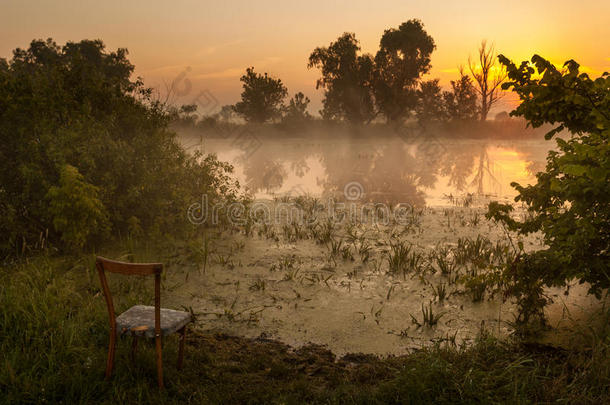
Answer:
(105, 332, 116, 380)
(155, 334, 164, 389)
(177, 326, 186, 370)
(130, 334, 139, 364)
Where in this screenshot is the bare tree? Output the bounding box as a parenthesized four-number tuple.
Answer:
(468, 40, 507, 121)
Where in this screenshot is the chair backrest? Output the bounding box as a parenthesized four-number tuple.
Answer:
(96, 256, 163, 336)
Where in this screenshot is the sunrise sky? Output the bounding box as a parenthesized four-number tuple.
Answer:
(1, 0, 608, 115)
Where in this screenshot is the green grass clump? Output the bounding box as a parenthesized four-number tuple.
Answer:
(386, 240, 423, 277)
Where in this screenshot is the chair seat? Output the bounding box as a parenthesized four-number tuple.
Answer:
(116, 305, 191, 338)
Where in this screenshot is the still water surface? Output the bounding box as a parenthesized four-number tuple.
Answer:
(183, 134, 552, 206)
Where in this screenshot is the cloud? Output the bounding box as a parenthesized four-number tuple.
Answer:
(192, 56, 283, 80)
(140, 63, 190, 75)
(193, 67, 243, 79)
(195, 39, 245, 57)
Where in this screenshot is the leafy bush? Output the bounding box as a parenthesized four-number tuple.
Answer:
(46, 164, 109, 250)
(487, 54, 609, 325)
(0, 39, 239, 255)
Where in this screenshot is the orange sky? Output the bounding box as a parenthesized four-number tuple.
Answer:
(1, 0, 609, 115)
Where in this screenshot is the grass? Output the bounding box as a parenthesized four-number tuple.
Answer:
(411, 301, 445, 328)
(431, 282, 448, 303)
(386, 240, 412, 276)
(187, 233, 213, 274)
(1, 249, 609, 404)
(431, 246, 457, 276)
(357, 239, 372, 263)
(315, 219, 336, 245)
(249, 278, 266, 291)
(462, 273, 489, 302)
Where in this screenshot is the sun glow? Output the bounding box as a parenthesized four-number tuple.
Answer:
(1, 0, 608, 114)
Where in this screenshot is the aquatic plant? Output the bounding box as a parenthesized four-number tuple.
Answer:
(215, 253, 235, 269)
(259, 222, 278, 241)
(411, 301, 445, 328)
(462, 274, 488, 302)
(187, 233, 213, 274)
(386, 240, 412, 276)
(316, 219, 335, 245)
(454, 235, 493, 269)
(282, 268, 301, 282)
(358, 240, 372, 263)
(341, 245, 354, 261)
(345, 222, 359, 245)
(329, 238, 343, 257)
(249, 278, 266, 291)
(431, 282, 448, 303)
(232, 240, 245, 251)
(407, 250, 426, 274)
(431, 245, 457, 276)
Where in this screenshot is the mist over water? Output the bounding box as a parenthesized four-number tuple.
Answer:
(181, 131, 552, 207)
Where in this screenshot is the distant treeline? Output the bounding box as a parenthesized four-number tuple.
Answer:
(171, 20, 514, 133)
(170, 110, 549, 140)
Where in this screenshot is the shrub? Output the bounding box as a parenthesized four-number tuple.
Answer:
(46, 164, 109, 250)
(0, 39, 239, 255)
(487, 54, 610, 326)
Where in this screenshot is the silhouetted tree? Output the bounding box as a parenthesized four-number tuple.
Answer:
(308, 33, 375, 124)
(233, 67, 287, 123)
(494, 111, 510, 122)
(415, 79, 447, 127)
(169, 103, 199, 128)
(282, 92, 311, 126)
(468, 40, 507, 121)
(374, 20, 436, 123)
(443, 69, 479, 121)
(219, 105, 235, 122)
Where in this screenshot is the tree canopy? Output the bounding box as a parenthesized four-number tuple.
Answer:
(233, 67, 288, 123)
(443, 71, 479, 122)
(308, 33, 376, 124)
(488, 54, 610, 298)
(374, 19, 436, 123)
(282, 92, 312, 127)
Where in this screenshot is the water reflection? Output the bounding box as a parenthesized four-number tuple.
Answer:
(184, 134, 550, 207)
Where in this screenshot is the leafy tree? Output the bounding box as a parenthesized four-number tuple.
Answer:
(468, 41, 507, 121)
(487, 55, 610, 319)
(308, 33, 376, 124)
(443, 70, 479, 121)
(374, 20, 436, 123)
(282, 92, 312, 126)
(233, 67, 288, 123)
(168, 103, 199, 128)
(46, 164, 109, 250)
(415, 79, 447, 127)
(0, 39, 238, 255)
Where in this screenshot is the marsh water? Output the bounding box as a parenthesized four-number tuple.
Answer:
(169, 132, 601, 355)
(182, 133, 551, 205)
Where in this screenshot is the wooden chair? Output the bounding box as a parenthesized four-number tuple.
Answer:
(96, 256, 191, 388)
